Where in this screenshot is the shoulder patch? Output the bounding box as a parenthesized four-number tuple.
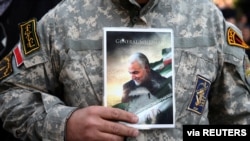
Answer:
(19, 18, 40, 56)
(0, 53, 13, 81)
(227, 27, 250, 50)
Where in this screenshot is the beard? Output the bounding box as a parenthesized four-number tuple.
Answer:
(133, 73, 150, 86)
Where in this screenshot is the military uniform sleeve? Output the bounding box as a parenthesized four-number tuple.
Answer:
(0, 85, 77, 140)
(0, 13, 77, 141)
(208, 21, 250, 124)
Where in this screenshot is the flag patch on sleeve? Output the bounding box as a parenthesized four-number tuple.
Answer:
(13, 42, 23, 67)
(19, 18, 40, 55)
(227, 27, 250, 49)
(187, 75, 211, 115)
(0, 53, 13, 81)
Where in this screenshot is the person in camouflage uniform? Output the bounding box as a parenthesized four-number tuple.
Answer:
(0, 0, 250, 141)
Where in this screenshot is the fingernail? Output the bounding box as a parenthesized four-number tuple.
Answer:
(133, 115, 139, 123)
(133, 130, 139, 137)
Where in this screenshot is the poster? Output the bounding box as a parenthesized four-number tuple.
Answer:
(103, 27, 175, 129)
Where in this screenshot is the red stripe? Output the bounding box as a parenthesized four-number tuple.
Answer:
(163, 59, 172, 66)
(13, 44, 23, 67)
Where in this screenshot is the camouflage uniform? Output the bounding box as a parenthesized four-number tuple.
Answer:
(1, 0, 250, 141)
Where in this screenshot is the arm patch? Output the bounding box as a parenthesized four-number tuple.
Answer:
(227, 27, 250, 50)
(19, 18, 40, 56)
(0, 53, 13, 81)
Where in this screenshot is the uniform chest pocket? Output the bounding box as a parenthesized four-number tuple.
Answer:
(175, 51, 217, 90)
(59, 48, 103, 107)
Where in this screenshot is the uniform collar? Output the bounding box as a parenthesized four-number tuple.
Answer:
(111, 0, 158, 26)
(111, 0, 158, 16)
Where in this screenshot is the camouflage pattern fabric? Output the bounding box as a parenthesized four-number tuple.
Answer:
(0, 0, 250, 141)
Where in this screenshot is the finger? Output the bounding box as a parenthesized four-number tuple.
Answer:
(99, 107, 138, 123)
(96, 132, 124, 141)
(100, 119, 139, 137)
(81, 127, 124, 141)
